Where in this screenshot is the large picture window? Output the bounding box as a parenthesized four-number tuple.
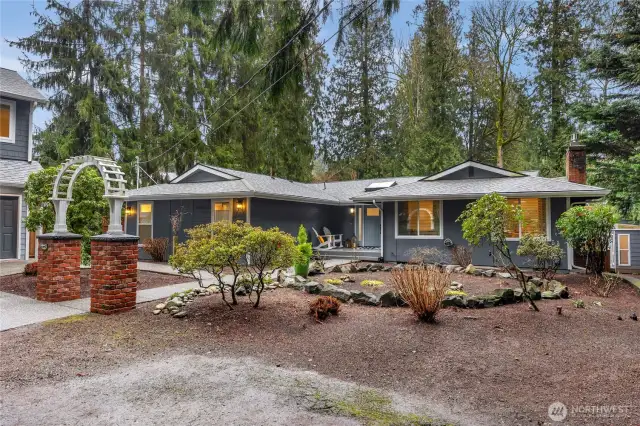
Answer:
(506, 198, 548, 239)
(397, 200, 441, 237)
(138, 202, 153, 241)
(0, 99, 16, 143)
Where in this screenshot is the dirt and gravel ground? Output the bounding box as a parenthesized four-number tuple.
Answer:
(1, 271, 639, 426)
(0, 270, 193, 299)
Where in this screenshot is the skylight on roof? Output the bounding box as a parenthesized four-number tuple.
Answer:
(365, 181, 396, 192)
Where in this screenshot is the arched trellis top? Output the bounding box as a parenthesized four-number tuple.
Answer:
(52, 155, 127, 234)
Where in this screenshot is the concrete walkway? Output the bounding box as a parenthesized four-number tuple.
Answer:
(0, 260, 31, 277)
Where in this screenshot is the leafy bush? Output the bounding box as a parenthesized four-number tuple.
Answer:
(556, 204, 619, 275)
(243, 226, 296, 308)
(457, 193, 539, 311)
(24, 262, 38, 276)
(170, 221, 253, 308)
(143, 238, 169, 262)
(573, 299, 585, 308)
(325, 278, 343, 285)
(587, 274, 620, 297)
(294, 225, 313, 277)
(451, 245, 472, 267)
(361, 279, 384, 287)
(516, 234, 564, 280)
(406, 247, 448, 265)
(391, 265, 451, 323)
(309, 296, 341, 322)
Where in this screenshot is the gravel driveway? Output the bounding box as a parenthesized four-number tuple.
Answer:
(1, 354, 466, 426)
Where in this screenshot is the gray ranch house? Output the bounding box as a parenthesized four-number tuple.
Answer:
(0, 68, 46, 260)
(126, 144, 610, 271)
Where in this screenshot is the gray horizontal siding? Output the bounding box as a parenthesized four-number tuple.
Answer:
(383, 198, 570, 269)
(0, 97, 30, 161)
(614, 229, 640, 271)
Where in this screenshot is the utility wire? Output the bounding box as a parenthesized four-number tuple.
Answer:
(206, 0, 376, 140)
(138, 0, 335, 166)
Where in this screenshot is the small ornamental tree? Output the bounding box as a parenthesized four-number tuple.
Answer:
(516, 234, 564, 280)
(170, 221, 252, 309)
(294, 224, 313, 277)
(556, 204, 619, 275)
(243, 226, 296, 308)
(457, 193, 539, 311)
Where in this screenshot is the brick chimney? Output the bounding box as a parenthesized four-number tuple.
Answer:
(566, 134, 586, 185)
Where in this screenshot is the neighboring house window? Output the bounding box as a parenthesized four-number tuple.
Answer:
(0, 99, 16, 143)
(397, 200, 441, 238)
(506, 198, 547, 239)
(618, 234, 630, 266)
(138, 202, 153, 241)
(212, 200, 231, 223)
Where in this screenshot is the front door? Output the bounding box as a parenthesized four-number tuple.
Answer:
(363, 207, 381, 247)
(0, 197, 18, 259)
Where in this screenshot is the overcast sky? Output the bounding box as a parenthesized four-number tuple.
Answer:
(1, 0, 485, 131)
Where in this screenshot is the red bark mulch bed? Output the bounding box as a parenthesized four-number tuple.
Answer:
(1, 284, 638, 425)
(0, 269, 193, 299)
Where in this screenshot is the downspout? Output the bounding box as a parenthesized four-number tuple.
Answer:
(373, 200, 383, 261)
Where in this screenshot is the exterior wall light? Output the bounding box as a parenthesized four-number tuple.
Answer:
(349, 207, 355, 214)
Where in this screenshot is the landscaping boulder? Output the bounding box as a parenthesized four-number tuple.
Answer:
(382, 265, 393, 272)
(482, 269, 496, 278)
(283, 277, 296, 288)
(526, 282, 542, 300)
(513, 288, 524, 301)
(492, 288, 515, 304)
(541, 290, 560, 299)
(529, 276, 544, 286)
(549, 280, 569, 298)
(304, 281, 323, 295)
(330, 264, 343, 273)
(477, 294, 502, 308)
(172, 311, 188, 318)
(497, 272, 512, 279)
(340, 275, 355, 283)
(464, 264, 476, 275)
(465, 297, 485, 309)
(308, 262, 324, 276)
(442, 295, 466, 308)
(165, 298, 184, 309)
(319, 284, 351, 302)
(379, 291, 407, 307)
(350, 290, 379, 306)
(369, 263, 384, 272)
(235, 286, 247, 296)
(450, 281, 464, 291)
(444, 264, 458, 273)
(295, 275, 307, 283)
(357, 264, 369, 273)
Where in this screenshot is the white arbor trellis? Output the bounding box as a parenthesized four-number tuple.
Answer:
(52, 156, 127, 234)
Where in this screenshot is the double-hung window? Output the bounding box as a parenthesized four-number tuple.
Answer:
(138, 202, 153, 241)
(397, 200, 442, 238)
(0, 99, 16, 143)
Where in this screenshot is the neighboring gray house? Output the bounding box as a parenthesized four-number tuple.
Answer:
(611, 225, 640, 274)
(126, 145, 612, 270)
(0, 68, 46, 260)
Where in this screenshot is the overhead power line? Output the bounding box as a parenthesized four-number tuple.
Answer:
(138, 0, 336, 166)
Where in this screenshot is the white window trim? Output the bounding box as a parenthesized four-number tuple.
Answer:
(0, 99, 17, 144)
(617, 233, 631, 267)
(395, 200, 443, 239)
(137, 201, 153, 245)
(211, 199, 232, 223)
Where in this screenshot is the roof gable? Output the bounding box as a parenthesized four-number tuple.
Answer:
(0, 68, 46, 102)
(423, 161, 524, 181)
(171, 164, 239, 183)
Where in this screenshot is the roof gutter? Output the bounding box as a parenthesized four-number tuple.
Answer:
(352, 190, 611, 203)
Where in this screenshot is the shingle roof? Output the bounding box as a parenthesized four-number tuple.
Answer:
(0, 159, 42, 187)
(126, 163, 610, 203)
(0, 68, 46, 102)
(352, 175, 609, 201)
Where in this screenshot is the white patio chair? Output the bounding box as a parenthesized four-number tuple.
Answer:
(312, 227, 342, 249)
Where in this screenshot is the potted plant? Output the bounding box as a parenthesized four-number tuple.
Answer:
(294, 224, 313, 277)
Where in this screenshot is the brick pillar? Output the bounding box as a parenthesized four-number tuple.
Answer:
(90, 234, 139, 315)
(36, 233, 83, 302)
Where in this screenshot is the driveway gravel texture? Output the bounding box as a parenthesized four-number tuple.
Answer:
(1, 276, 639, 425)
